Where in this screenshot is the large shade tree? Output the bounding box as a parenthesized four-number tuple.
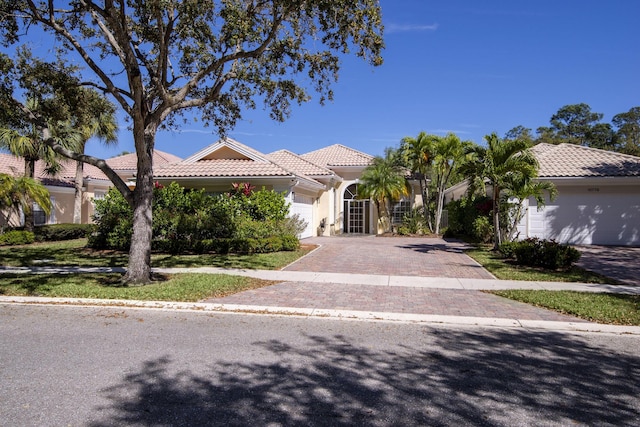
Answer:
(460, 133, 539, 249)
(0, 0, 384, 283)
(612, 107, 640, 156)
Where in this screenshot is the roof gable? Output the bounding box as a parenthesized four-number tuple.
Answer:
(183, 137, 270, 163)
(532, 143, 640, 178)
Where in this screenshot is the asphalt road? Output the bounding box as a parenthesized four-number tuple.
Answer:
(1, 304, 639, 426)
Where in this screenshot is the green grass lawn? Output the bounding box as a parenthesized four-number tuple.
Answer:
(490, 290, 640, 326)
(0, 239, 310, 302)
(465, 246, 619, 284)
(0, 272, 276, 301)
(467, 245, 640, 325)
(0, 238, 313, 269)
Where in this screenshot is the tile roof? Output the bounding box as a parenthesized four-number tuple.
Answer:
(532, 143, 640, 178)
(301, 144, 374, 167)
(0, 153, 110, 186)
(106, 150, 182, 170)
(153, 159, 292, 178)
(267, 150, 335, 177)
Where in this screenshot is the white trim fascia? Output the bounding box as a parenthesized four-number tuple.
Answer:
(443, 179, 470, 195)
(183, 137, 270, 164)
(84, 178, 112, 187)
(44, 185, 75, 194)
(536, 176, 640, 186)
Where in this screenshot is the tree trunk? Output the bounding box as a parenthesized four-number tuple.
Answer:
(122, 127, 155, 285)
(23, 159, 36, 232)
(73, 160, 84, 224)
(492, 186, 501, 250)
(435, 189, 445, 235)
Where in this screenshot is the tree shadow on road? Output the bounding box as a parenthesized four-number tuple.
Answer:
(90, 328, 640, 426)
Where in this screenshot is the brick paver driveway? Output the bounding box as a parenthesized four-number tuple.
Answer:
(577, 245, 640, 286)
(285, 235, 494, 279)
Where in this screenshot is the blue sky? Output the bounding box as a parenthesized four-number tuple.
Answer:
(40, 1, 640, 159)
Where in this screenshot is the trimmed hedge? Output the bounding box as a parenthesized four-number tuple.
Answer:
(34, 224, 94, 242)
(499, 238, 581, 269)
(0, 230, 35, 246)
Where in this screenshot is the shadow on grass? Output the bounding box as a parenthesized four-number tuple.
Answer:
(89, 328, 640, 426)
(0, 273, 126, 296)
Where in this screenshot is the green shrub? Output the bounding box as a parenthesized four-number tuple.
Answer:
(497, 241, 519, 259)
(512, 238, 581, 269)
(34, 224, 94, 242)
(397, 208, 427, 235)
(472, 216, 493, 243)
(89, 183, 299, 254)
(0, 230, 35, 246)
(446, 196, 493, 240)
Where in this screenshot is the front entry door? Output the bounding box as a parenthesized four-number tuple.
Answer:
(343, 184, 370, 234)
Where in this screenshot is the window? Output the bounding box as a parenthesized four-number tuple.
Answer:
(391, 199, 411, 225)
(33, 196, 55, 225)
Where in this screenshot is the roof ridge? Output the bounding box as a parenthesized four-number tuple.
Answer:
(267, 149, 335, 176)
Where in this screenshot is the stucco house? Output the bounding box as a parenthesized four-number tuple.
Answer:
(0, 150, 181, 227)
(0, 153, 113, 226)
(445, 143, 640, 246)
(153, 138, 407, 238)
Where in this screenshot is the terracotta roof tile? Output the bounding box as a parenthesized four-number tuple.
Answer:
(301, 144, 374, 167)
(106, 150, 182, 170)
(267, 150, 334, 177)
(532, 143, 640, 178)
(154, 159, 292, 178)
(0, 153, 110, 184)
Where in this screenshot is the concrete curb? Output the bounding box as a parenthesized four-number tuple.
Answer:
(2, 296, 640, 335)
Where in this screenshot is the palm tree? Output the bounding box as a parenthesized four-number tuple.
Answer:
(401, 132, 435, 231)
(431, 133, 472, 234)
(0, 173, 51, 232)
(0, 100, 65, 230)
(69, 89, 118, 223)
(460, 133, 539, 249)
(358, 148, 409, 233)
(501, 176, 557, 242)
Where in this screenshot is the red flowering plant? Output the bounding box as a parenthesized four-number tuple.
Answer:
(229, 182, 255, 197)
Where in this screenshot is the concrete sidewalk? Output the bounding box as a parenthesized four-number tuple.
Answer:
(2, 265, 640, 334)
(3, 265, 640, 293)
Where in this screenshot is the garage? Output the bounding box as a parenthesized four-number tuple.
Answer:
(527, 186, 640, 246)
(290, 193, 314, 239)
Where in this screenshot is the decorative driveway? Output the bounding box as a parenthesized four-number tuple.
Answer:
(577, 245, 640, 286)
(285, 235, 495, 279)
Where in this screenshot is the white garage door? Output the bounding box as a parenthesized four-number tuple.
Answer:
(290, 194, 314, 239)
(529, 191, 640, 246)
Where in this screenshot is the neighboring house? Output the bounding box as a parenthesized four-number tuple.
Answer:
(153, 138, 388, 238)
(0, 149, 182, 228)
(445, 143, 640, 246)
(0, 153, 112, 226)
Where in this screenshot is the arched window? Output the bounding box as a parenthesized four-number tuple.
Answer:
(343, 183, 370, 233)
